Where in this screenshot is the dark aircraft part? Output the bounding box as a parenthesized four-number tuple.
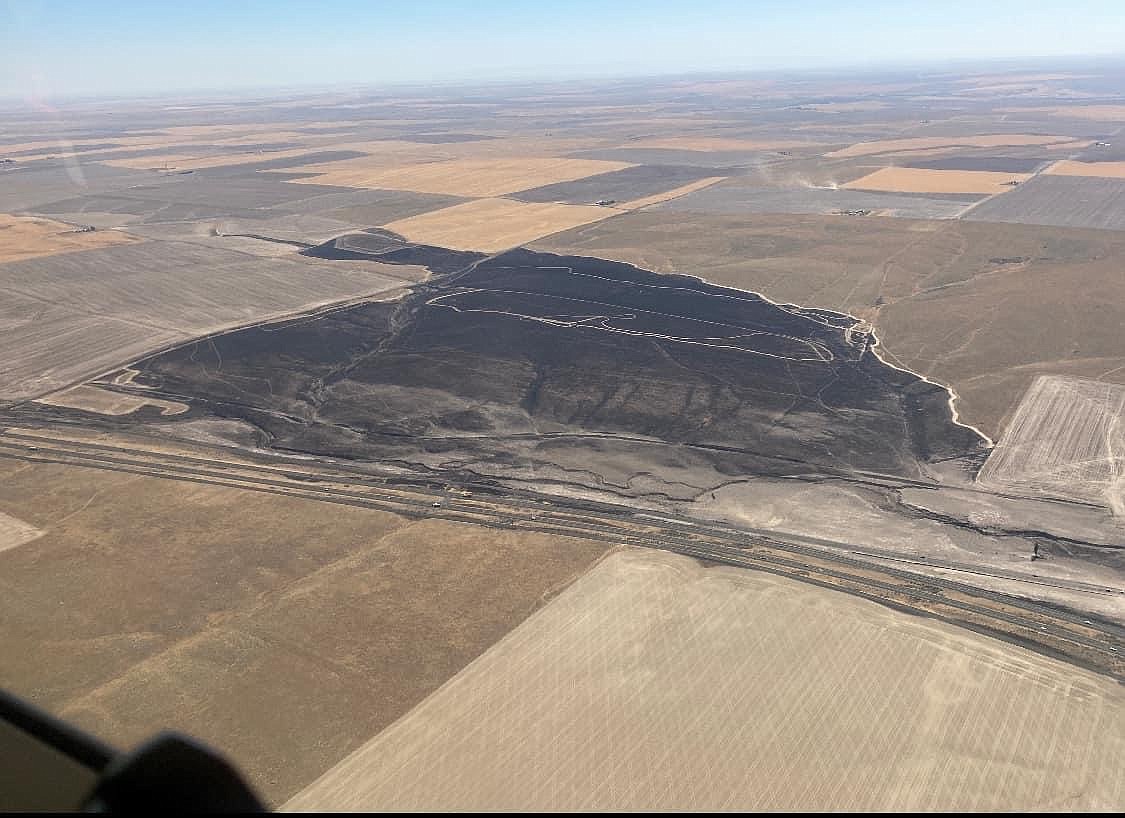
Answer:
(0, 687, 266, 812)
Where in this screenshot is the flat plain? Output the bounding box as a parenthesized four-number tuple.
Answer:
(382, 198, 616, 251)
(963, 175, 1125, 231)
(0, 213, 135, 263)
(0, 241, 421, 400)
(287, 548, 1125, 812)
(842, 167, 1030, 194)
(0, 457, 610, 805)
(282, 156, 634, 196)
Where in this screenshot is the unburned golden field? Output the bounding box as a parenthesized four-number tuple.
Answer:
(843, 167, 1030, 194)
(617, 176, 727, 209)
(383, 198, 615, 252)
(1047, 160, 1125, 179)
(287, 548, 1125, 812)
(825, 133, 1074, 158)
(0, 214, 135, 264)
(287, 156, 632, 196)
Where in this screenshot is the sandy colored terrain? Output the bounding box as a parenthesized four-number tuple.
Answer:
(843, 167, 1030, 194)
(0, 214, 135, 264)
(287, 548, 1125, 812)
(801, 101, 889, 112)
(1047, 160, 1125, 179)
(1003, 105, 1125, 121)
(0, 459, 610, 805)
(534, 212, 1125, 438)
(622, 136, 815, 151)
(618, 176, 727, 209)
(978, 376, 1125, 513)
(826, 134, 1074, 158)
(0, 510, 41, 553)
(384, 198, 615, 252)
(36, 385, 188, 417)
(286, 156, 633, 197)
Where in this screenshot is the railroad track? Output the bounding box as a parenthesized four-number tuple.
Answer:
(1, 429, 1121, 679)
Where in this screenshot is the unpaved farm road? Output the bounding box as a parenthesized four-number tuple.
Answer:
(0, 427, 1121, 680)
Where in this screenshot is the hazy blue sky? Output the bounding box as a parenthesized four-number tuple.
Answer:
(3, 0, 1124, 98)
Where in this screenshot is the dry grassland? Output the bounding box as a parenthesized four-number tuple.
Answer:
(287, 548, 1125, 812)
(0, 460, 610, 805)
(826, 134, 1074, 158)
(618, 176, 727, 209)
(978, 376, 1125, 513)
(384, 198, 615, 252)
(0, 511, 41, 554)
(1047, 160, 1125, 179)
(843, 167, 1030, 194)
(36, 385, 188, 416)
(285, 156, 633, 196)
(622, 136, 815, 151)
(0, 214, 135, 264)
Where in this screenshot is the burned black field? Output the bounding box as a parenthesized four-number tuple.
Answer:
(44, 249, 987, 498)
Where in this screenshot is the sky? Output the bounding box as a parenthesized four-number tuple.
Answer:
(3, 0, 1124, 99)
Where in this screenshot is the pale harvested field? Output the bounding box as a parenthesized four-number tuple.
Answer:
(0, 460, 610, 805)
(0, 242, 417, 400)
(801, 101, 889, 112)
(826, 134, 1074, 158)
(36, 385, 187, 416)
(622, 136, 816, 151)
(1002, 105, 1125, 121)
(287, 156, 633, 197)
(1048, 160, 1125, 179)
(288, 548, 1125, 812)
(618, 176, 726, 209)
(978, 376, 1125, 513)
(0, 510, 41, 554)
(843, 167, 1030, 194)
(383, 198, 614, 252)
(0, 214, 135, 264)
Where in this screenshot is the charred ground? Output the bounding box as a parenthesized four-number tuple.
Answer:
(18, 248, 989, 499)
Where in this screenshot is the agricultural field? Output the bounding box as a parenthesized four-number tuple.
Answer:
(279, 156, 633, 197)
(36, 385, 187, 417)
(0, 240, 418, 400)
(0, 457, 611, 805)
(1047, 160, 1125, 179)
(287, 548, 1125, 812)
(653, 182, 979, 219)
(0, 214, 136, 263)
(510, 164, 725, 205)
(824, 133, 1078, 158)
(963, 175, 1125, 231)
(842, 167, 1029, 194)
(977, 376, 1125, 513)
(382, 198, 614, 251)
